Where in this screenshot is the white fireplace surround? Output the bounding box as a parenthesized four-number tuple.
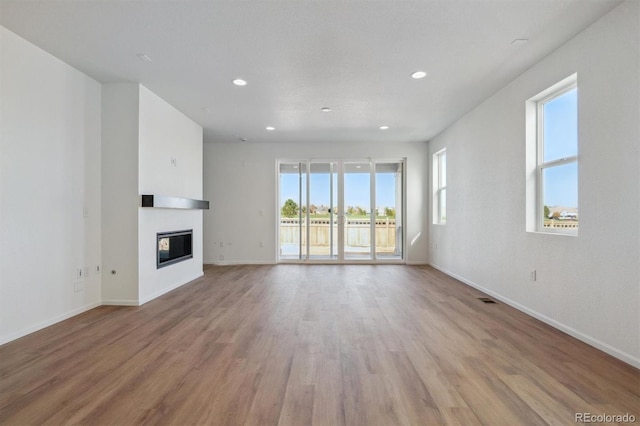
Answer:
(102, 83, 204, 306)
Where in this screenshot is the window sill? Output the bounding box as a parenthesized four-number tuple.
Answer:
(527, 230, 578, 237)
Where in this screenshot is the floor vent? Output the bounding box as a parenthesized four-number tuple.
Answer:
(478, 297, 497, 304)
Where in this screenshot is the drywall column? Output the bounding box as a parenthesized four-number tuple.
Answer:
(101, 84, 140, 305)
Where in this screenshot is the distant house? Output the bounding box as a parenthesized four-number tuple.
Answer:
(315, 205, 329, 215)
(548, 210, 578, 220)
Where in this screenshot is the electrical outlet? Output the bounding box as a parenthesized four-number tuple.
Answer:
(96, 265, 100, 274)
(530, 269, 537, 281)
(76, 268, 83, 279)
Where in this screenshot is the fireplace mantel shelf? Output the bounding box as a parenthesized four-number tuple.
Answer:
(141, 195, 210, 210)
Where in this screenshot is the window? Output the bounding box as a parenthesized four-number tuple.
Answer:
(526, 74, 578, 234)
(433, 149, 446, 224)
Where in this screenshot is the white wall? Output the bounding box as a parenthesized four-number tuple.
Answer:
(102, 83, 204, 306)
(0, 26, 102, 344)
(101, 84, 139, 304)
(428, 1, 639, 367)
(138, 86, 203, 303)
(203, 140, 429, 264)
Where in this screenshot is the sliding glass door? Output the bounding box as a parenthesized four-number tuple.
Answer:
(344, 162, 372, 260)
(375, 162, 403, 259)
(279, 162, 306, 260)
(308, 162, 338, 260)
(278, 159, 404, 262)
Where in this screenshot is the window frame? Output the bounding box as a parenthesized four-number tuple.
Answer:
(433, 148, 446, 225)
(527, 74, 578, 235)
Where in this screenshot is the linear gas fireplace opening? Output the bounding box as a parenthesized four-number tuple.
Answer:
(157, 230, 193, 269)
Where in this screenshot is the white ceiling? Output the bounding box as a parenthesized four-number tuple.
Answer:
(0, 0, 622, 144)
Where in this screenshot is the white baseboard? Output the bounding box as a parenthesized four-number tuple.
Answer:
(204, 260, 276, 266)
(428, 263, 640, 369)
(0, 301, 101, 346)
(405, 260, 429, 265)
(101, 299, 140, 306)
(205, 261, 417, 266)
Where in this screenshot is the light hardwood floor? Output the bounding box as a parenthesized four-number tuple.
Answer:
(0, 265, 638, 425)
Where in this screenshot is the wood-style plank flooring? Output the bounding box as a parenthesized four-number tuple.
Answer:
(0, 265, 638, 425)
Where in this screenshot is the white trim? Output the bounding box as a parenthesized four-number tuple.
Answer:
(303, 161, 308, 260)
(370, 160, 376, 260)
(102, 299, 140, 306)
(205, 260, 276, 265)
(428, 263, 640, 369)
(0, 302, 101, 345)
(534, 75, 577, 104)
(280, 260, 405, 265)
(275, 158, 282, 263)
(539, 155, 578, 169)
(405, 260, 429, 265)
(337, 161, 344, 261)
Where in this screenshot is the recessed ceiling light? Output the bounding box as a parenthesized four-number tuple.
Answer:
(321, 107, 331, 112)
(379, 125, 389, 130)
(411, 71, 427, 79)
(136, 53, 152, 63)
(266, 126, 275, 131)
(239, 137, 247, 142)
(233, 78, 247, 86)
(511, 38, 529, 45)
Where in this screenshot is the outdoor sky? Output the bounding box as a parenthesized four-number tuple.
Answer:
(280, 88, 577, 212)
(543, 87, 578, 208)
(280, 172, 397, 210)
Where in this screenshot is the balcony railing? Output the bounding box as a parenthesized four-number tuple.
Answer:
(280, 218, 399, 254)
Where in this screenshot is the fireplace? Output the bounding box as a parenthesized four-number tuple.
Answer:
(157, 230, 193, 268)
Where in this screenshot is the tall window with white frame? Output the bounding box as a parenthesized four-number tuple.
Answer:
(527, 74, 578, 234)
(433, 149, 446, 224)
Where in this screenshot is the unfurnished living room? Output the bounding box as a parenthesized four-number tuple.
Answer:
(0, 1, 638, 425)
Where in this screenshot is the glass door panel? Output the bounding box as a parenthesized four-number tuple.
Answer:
(375, 162, 403, 259)
(279, 162, 307, 260)
(344, 162, 372, 260)
(279, 159, 404, 263)
(309, 162, 338, 260)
